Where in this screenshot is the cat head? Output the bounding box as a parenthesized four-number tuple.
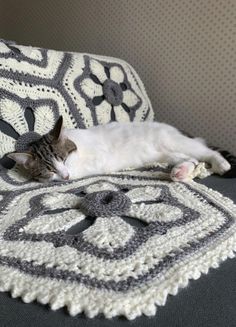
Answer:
(7, 116, 77, 182)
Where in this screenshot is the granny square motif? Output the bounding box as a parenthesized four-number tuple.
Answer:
(0, 39, 153, 160)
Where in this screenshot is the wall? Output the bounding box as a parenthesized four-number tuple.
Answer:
(0, 0, 235, 153)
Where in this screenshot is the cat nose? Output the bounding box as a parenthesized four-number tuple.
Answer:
(63, 174, 69, 180)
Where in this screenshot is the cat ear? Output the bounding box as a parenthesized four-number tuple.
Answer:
(7, 152, 34, 168)
(65, 139, 77, 154)
(50, 116, 63, 140)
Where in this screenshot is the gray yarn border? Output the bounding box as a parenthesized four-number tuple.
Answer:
(0, 42, 48, 68)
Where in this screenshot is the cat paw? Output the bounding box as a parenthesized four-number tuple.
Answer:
(211, 158, 231, 175)
(171, 161, 196, 182)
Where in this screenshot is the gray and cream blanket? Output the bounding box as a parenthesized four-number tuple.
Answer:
(0, 165, 235, 319)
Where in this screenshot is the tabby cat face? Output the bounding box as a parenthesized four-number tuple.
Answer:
(7, 116, 77, 182)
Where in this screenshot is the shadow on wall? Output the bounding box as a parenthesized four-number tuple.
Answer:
(0, 0, 235, 154)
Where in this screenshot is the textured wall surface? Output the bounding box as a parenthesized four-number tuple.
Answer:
(0, 0, 235, 153)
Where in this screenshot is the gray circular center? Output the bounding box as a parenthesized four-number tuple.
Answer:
(16, 131, 42, 152)
(102, 79, 123, 106)
(80, 190, 132, 217)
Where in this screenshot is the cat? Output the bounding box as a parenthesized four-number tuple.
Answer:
(7, 116, 231, 182)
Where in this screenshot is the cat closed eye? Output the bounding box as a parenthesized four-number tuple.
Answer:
(33, 173, 42, 179)
(68, 148, 76, 154)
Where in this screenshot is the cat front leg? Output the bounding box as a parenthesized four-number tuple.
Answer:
(162, 152, 199, 182)
(170, 159, 198, 182)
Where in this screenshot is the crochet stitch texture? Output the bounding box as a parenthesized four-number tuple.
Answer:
(0, 39, 153, 161)
(0, 165, 235, 319)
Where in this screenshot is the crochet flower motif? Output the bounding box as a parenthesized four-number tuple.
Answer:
(21, 181, 186, 252)
(79, 59, 141, 124)
(0, 98, 56, 160)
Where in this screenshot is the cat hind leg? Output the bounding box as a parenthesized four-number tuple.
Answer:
(169, 135, 231, 176)
(208, 151, 231, 175)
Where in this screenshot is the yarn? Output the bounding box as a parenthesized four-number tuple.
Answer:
(15, 132, 42, 152)
(0, 164, 235, 319)
(80, 190, 132, 217)
(0, 39, 153, 161)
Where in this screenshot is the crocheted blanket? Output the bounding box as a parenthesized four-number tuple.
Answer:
(0, 39, 153, 167)
(0, 164, 235, 319)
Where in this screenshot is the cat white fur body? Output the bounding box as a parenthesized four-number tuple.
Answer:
(55, 121, 230, 181)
